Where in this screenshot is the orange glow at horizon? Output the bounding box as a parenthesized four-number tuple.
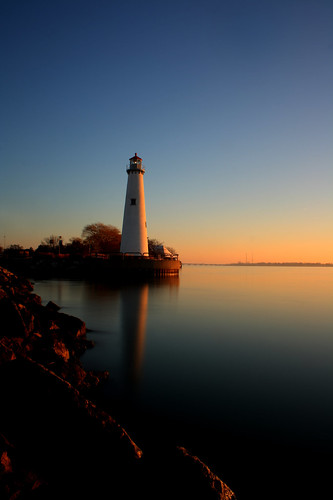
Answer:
(177, 239, 333, 264)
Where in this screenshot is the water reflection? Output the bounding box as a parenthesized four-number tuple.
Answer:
(121, 276, 179, 396)
(121, 284, 148, 394)
(33, 268, 333, 500)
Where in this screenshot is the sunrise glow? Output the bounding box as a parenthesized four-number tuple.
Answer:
(1, 1, 332, 264)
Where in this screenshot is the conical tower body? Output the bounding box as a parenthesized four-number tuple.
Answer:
(120, 153, 149, 255)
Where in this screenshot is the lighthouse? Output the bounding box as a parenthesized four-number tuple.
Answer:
(120, 153, 149, 256)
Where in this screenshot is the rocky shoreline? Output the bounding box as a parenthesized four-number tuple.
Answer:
(0, 266, 236, 499)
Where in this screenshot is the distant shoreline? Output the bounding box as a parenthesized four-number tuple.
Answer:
(184, 262, 333, 267)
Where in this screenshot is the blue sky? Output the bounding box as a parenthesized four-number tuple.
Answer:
(1, 0, 332, 263)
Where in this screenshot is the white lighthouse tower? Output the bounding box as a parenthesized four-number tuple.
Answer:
(120, 153, 149, 256)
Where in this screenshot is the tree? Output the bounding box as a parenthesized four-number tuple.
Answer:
(3, 244, 26, 257)
(41, 235, 62, 248)
(8, 244, 24, 251)
(82, 223, 121, 253)
(64, 237, 88, 256)
(148, 238, 163, 255)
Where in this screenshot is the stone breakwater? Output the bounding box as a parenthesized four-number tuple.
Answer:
(0, 266, 236, 499)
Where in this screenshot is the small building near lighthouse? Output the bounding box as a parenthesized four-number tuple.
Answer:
(120, 153, 149, 256)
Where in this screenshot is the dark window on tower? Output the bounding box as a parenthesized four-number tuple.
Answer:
(130, 198, 136, 205)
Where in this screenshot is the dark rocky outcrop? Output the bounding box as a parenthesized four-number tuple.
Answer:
(0, 266, 236, 499)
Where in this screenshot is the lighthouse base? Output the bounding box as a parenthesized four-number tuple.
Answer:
(110, 255, 182, 277)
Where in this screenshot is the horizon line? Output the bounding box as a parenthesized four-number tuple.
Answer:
(183, 262, 333, 267)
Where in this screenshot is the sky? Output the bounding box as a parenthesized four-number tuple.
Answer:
(1, 0, 332, 264)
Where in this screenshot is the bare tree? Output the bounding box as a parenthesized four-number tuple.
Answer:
(41, 235, 62, 248)
(148, 238, 163, 255)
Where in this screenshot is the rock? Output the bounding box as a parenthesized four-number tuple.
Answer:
(0, 265, 238, 499)
(52, 338, 70, 362)
(0, 338, 18, 363)
(0, 299, 31, 338)
(0, 450, 12, 474)
(53, 311, 86, 338)
(0, 432, 47, 499)
(0, 357, 142, 498)
(0, 265, 143, 497)
(175, 447, 237, 499)
(45, 300, 61, 312)
(0, 267, 33, 296)
(135, 443, 237, 500)
(28, 293, 42, 306)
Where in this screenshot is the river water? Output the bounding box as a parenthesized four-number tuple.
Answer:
(34, 265, 333, 499)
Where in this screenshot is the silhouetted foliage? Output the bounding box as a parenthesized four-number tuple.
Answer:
(148, 238, 163, 255)
(8, 244, 24, 251)
(82, 223, 121, 253)
(41, 235, 62, 247)
(3, 244, 31, 258)
(37, 235, 63, 254)
(64, 237, 88, 256)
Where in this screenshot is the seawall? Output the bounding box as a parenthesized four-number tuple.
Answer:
(1, 254, 182, 280)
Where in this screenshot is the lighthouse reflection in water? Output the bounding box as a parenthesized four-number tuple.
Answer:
(73, 276, 180, 403)
(121, 284, 149, 396)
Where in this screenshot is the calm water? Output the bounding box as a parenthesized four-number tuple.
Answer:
(34, 265, 333, 499)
